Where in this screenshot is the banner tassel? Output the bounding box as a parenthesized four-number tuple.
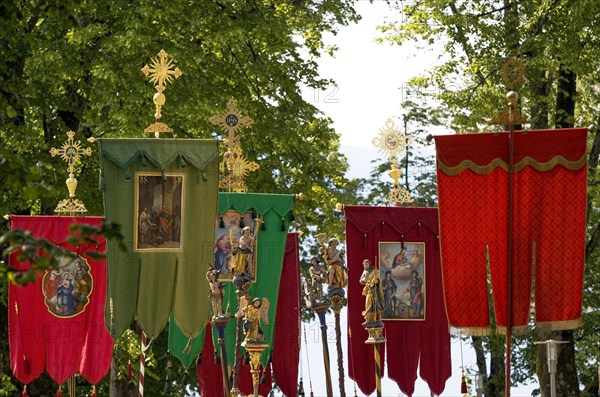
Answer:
(91, 385, 96, 397)
(22, 385, 27, 397)
(127, 360, 132, 381)
(461, 372, 468, 394)
(56, 385, 63, 397)
(183, 337, 192, 354)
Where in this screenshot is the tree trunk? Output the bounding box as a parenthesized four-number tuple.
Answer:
(554, 65, 577, 128)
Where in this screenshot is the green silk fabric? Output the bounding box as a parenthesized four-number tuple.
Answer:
(98, 138, 219, 340)
(169, 192, 295, 367)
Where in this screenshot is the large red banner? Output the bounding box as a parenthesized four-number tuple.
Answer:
(9, 216, 113, 386)
(344, 206, 451, 396)
(434, 128, 588, 334)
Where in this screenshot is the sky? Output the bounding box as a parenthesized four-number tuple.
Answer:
(298, 1, 539, 396)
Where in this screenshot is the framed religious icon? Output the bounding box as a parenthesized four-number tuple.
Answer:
(134, 172, 185, 252)
(42, 255, 93, 318)
(213, 210, 258, 282)
(378, 241, 426, 320)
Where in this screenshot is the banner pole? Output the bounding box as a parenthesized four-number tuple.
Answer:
(316, 307, 334, 397)
(330, 295, 346, 397)
(505, 90, 518, 397)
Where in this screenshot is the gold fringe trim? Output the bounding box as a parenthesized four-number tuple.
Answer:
(438, 154, 586, 176)
(449, 326, 492, 337)
(536, 318, 582, 332)
(495, 325, 529, 336)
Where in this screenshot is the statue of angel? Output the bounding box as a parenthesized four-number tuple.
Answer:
(238, 296, 270, 343)
(206, 267, 225, 319)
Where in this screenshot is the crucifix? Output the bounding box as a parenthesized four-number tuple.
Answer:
(50, 130, 93, 214)
(209, 99, 259, 192)
(141, 49, 183, 137)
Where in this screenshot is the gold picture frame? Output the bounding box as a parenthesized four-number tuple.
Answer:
(213, 210, 258, 282)
(378, 241, 426, 321)
(134, 172, 185, 252)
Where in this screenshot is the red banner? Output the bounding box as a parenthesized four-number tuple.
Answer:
(344, 206, 451, 396)
(435, 128, 587, 334)
(197, 232, 300, 396)
(9, 216, 113, 386)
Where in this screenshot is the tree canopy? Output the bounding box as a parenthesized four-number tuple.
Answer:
(0, 0, 361, 394)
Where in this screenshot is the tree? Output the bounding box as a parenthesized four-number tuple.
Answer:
(378, 1, 600, 395)
(0, 0, 361, 394)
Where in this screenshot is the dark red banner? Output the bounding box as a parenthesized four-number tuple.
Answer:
(344, 206, 451, 396)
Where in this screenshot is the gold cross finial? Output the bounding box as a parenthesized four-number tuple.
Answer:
(141, 50, 183, 137)
(50, 131, 93, 214)
(372, 119, 414, 205)
(210, 99, 259, 192)
(490, 58, 528, 127)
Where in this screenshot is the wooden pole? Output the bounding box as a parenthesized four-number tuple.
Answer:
(316, 308, 334, 397)
(505, 91, 518, 397)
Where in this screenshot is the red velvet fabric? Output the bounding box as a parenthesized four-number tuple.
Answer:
(197, 233, 299, 397)
(344, 206, 451, 396)
(435, 128, 587, 333)
(9, 216, 113, 386)
(271, 232, 301, 397)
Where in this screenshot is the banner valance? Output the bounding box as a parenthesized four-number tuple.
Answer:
(344, 206, 451, 396)
(434, 128, 587, 335)
(9, 216, 113, 386)
(436, 128, 587, 176)
(98, 138, 219, 340)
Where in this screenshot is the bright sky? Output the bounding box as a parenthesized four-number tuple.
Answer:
(298, 1, 539, 396)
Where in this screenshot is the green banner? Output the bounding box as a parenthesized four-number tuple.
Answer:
(98, 138, 219, 340)
(169, 192, 294, 367)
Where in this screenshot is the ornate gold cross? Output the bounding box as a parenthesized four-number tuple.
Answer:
(210, 99, 259, 192)
(141, 49, 183, 137)
(372, 119, 414, 205)
(50, 131, 93, 214)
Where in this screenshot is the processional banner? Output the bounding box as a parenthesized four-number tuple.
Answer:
(434, 128, 587, 335)
(169, 193, 294, 367)
(194, 230, 299, 397)
(8, 216, 113, 386)
(98, 138, 219, 340)
(344, 206, 451, 396)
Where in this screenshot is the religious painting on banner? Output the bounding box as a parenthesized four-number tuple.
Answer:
(379, 241, 425, 320)
(213, 210, 258, 281)
(42, 255, 93, 318)
(135, 173, 184, 251)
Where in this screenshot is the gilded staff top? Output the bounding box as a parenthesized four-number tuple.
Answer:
(210, 99, 259, 192)
(49, 130, 93, 213)
(141, 49, 183, 137)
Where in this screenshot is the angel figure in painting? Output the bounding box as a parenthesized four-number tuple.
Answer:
(238, 296, 270, 343)
(206, 267, 226, 319)
(360, 259, 385, 326)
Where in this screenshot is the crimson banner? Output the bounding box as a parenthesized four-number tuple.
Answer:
(344, 206, 451, 396)
(435, 128, 587, 334)
(8, 216, 113, 386)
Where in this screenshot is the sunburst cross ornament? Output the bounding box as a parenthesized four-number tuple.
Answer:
(371, 118, 414, 205)
(210, 99, 259, 192)
(141, 49, 183, 137)
(50, 130, 93, 214)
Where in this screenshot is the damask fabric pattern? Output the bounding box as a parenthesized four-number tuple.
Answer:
(344, 206, 451, 396)
(170, 193, 294, 368)
(196, 232, 300, 397)
(8, 216, 113, 386)
(434, 128, 588, 335)
(98, 138, 219, 340)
